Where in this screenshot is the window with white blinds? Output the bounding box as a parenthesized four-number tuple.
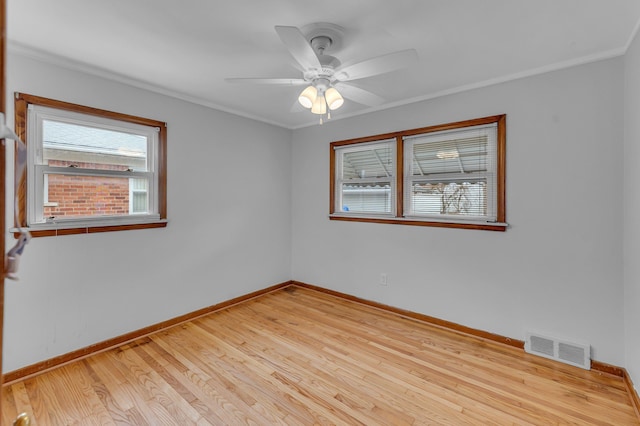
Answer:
(330, 115, 506, 231)
(335, 139, 395, 215)
(404, 123, 497, 221)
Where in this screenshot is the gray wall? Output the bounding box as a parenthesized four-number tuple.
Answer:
(4, 53, 293, 372)
(291, 58, 625, 366)
(624, 27, 640, 392)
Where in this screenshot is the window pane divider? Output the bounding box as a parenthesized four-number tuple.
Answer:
(338, 177, 392, 185)
(407, 171, 489, 183)
(329, 212, 396, 220)
(37, 165, 152, 179)
(395, 135, 404, 218)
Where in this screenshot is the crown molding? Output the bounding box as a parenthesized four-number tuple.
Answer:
(6, 41, 292, 129)
(8, 40, 628, 131)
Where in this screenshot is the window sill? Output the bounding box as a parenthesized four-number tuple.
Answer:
(12, 219, 168, 238)
(329, 214, 507, 231)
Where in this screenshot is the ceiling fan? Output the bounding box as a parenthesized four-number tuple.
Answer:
(226, 23, 418, 123)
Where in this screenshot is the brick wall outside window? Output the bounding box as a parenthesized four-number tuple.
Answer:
(44, 160, 130, 218)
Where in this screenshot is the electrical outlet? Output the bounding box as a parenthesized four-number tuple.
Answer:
(380, 273, 388, 286)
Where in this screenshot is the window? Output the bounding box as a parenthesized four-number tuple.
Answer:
(335, 139, 396, 215)
(330, 115, 506, 231)
(15, 93, 167, 236)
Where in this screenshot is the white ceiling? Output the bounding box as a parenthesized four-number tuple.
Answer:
(7, 1, 640, 129)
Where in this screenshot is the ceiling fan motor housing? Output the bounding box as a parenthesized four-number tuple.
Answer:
(311, 35, 332, 53)
(313, 77, 331, 92)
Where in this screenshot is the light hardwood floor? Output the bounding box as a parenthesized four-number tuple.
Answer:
(2, 285, 638, 425)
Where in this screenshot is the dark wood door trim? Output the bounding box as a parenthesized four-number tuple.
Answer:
(1, 0, 8, 420)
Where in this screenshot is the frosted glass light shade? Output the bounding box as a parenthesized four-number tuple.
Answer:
(311, 94, 327, 114)
(298, 86, 317, 108)
(324, 87, 344, 110)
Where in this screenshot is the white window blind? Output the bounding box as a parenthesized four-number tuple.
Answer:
(404, 123, 497, 222)
(129, 178, 149, 214)
(335, 139, 396, 215)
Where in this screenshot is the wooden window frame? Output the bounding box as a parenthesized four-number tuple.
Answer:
(14, 93, 167, 237)
(330, 115, 506, 231)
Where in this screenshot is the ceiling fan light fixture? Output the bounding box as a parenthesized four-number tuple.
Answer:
(227, 24, 418, 124)
(298, 85, 317, 108)
(324, 87, 344, 110)
(311, 94, 327, 114)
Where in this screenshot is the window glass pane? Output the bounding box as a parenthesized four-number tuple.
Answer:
(342, 145, 393, 179)
(130, 177, 148, 191)
(44, 173, 149, 218)
(411, 133, 488, 177)
(410, 180, 487, 216)
(341, 182, 392, 213)
(131, 193, 148, 213)
(42, 120, 148, 171)
(130, 178, 149, 214)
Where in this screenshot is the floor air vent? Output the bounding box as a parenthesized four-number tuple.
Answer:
(525, 332, 591, 370)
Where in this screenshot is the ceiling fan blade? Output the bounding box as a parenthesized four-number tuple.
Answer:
(225, 78, 307, 86)
(335, 83, 386, 107)
(275, 26, 322, 71)
(335, 49, 418, 81)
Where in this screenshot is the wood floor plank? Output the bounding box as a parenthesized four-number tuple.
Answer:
(1, 385, 19, 426)
(276, 286, 635, 421)
(244, 293, 566, 423)
(209, 303, 474, 424)
(114, 341, 205, 425)
(150, 328, 296, 425)
(189, 322, 362, 425)
(3, 285, 638, 425)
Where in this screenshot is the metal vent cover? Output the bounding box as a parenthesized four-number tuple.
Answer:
(525, 332, 590, 370)
(529, 335, 554, 357)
